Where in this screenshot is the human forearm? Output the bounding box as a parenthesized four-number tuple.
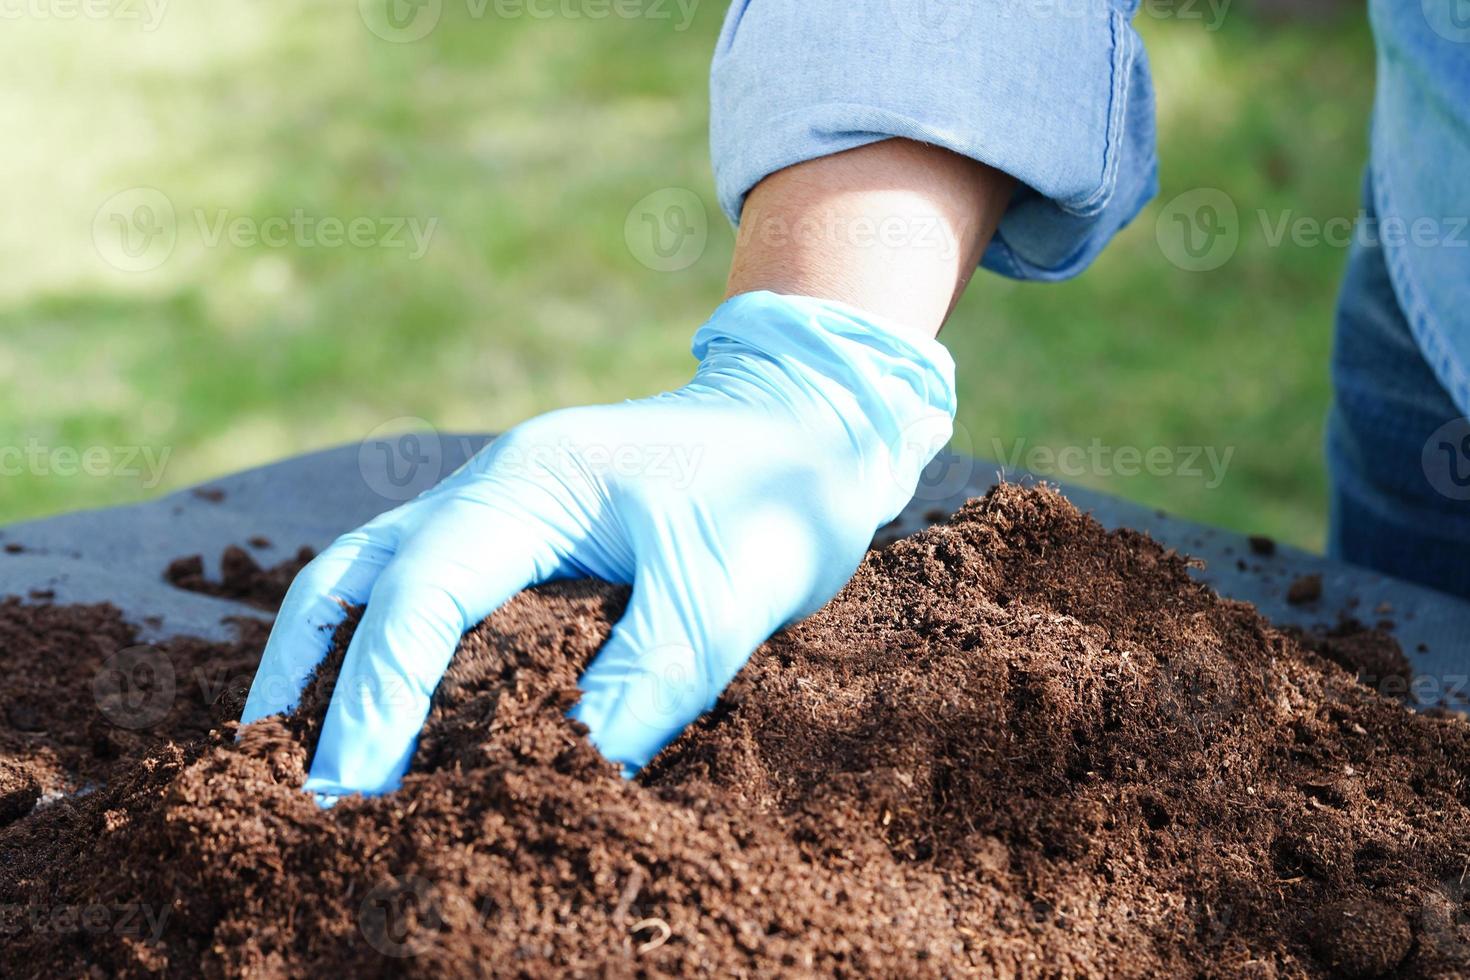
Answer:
(725, 138, 1013, 339)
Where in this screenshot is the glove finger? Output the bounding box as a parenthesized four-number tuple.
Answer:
(569, 557, 772, 775)
(239, 517, 401, 725)
(303, 495, 567, 798)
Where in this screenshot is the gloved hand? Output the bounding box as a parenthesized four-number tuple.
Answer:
(239, 290, 956, 797)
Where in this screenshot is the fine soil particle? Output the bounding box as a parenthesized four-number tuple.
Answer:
(1287, 572, 1324, 605)
(1248, 535, 1277, 557)
(191, 487, 227, 503)
(164, 545, 315, 610)
(1, 485, 1467, 977)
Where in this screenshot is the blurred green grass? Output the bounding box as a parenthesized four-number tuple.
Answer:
(0, 3, 1374, 549)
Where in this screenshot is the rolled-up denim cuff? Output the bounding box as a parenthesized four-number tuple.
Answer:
(711, 0, 1158, 282)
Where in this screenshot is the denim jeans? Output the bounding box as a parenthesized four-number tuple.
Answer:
(1327, 178, 1470, 599)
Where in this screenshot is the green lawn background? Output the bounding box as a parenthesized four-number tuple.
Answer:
(0, 2, 1375, 549)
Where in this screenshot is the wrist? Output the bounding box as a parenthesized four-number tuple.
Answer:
(724, 138, 1013, 339)
(692, 290, 956, 521)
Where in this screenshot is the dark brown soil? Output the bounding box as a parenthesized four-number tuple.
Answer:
(1290, 620, 1415, 701)
(0, 759, 40, 827)
(164, 544, 315, 610)
(0, 596, 268, 801)
(1, 485, 1467, 977)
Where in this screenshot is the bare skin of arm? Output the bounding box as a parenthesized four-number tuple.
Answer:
(725, 138, 1015, 340)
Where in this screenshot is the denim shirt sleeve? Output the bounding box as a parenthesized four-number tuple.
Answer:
(1363, 0, 1470, 417)
(710, 1, 1158, 281)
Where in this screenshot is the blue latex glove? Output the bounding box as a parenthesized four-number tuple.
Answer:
(239, 291, 956, 797)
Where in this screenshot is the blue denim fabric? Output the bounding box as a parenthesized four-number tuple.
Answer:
(708, 2, 1470, 591)
(709, 0, 1158, 281)
(1366, 0, 1470, 418)
(708, 3, 1467, 317)
(1328, 175, 1470, 599)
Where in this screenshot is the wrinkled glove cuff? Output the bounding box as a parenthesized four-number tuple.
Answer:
(691, 290, 957, 522)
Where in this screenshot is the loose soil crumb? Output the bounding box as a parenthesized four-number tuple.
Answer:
(1287, 572, 1323, 605)
(1, 485, 1467, 977)
(1248, 535, 1277, 557)
(164, 544, 315, 610)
